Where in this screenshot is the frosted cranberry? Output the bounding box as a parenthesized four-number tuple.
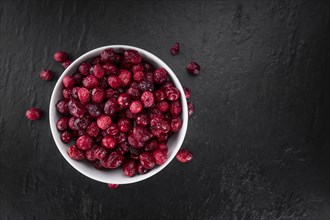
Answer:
(187, 102, 194, 116)
(127, 87, 141, 100)
(138, 79, 154, 92)
(39, 69, 53, 81)
(137, 163, 148, 174)
(158, 142, 168, 151)
(153, 68, 168, 84)
(25, 108, 42, 120)
(78, 62, 91, 76)
(115, 132, 127, 143)
(106, 151, 124, 169)
(118, 69, 132, 87)
(132, 63, 144, 73)
(117, 93, 131, 108)
(56, 117, 69, 131)
(71, 87, 80, 100)
(92, 57, 102, 65)
(145, 139, 158, 152)
(107, 75, 122, 89)
(133, 71, 144, 82)
(145, 72, 154, 82)
(139, 153, 155, 169)
(154, 90, 165, 102)
(143, 62, 154, 72)
(136, 113, 149, 126)
(82, 75, 99, 89)
(128, 135, 144, 149)
(104, 98, 118, 116)
(85, 147, 96, 161)
(118, 118, 132, 133)
(97, 115, 112, 130)
(94, 160, 103, 169)
(170, 100, 182, 116)
(91, 87, 105, 103)
(62, 60, 72, 69)
(53, 51, 68, 63)
(86, 122, 100, 137)
(62, 88, 72, 100)
(108, 184, 119, 189)
(165, 87, 180, 101)
(68, 99, 86, 118)
(176, 149, 193, 163)
(124, 50, 142, 64)
(170, 42, 180, 55)
(93, 64, 105, 79)
(56, 100, 69, 114)
(187, 62, 200, 75)
(129, 100, 143, 113)
(62, 75, 75, 88)
(123, 160, 137, 177)
(100, 49, 116, 63)
(106, 123, 119, 136)
(61, 131, 72, 143)
(153, 149, 167, 165)
(170, 117, 182, 132)
(67, 145, 85, 160)
(133, 126, 152, 142)
(157, 101, 169, 112)
(141, 91, 154, 108)
(76, 135, 93, 150)
(85, 103, 102, 118)
(78, 87, 90, 104)
(102, 136, 116, 149)
(94, 146, 107, 159)
(184, 87, 191, 99)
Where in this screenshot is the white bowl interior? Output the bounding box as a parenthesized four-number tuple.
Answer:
(49, 45, 188, 184)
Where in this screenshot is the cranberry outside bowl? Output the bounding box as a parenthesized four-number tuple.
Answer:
(49, 45, 188, 184)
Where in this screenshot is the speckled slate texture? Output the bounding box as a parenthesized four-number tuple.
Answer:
(0, 0, 329, 219)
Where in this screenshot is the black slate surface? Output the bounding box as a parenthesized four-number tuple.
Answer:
(1, 0, 329, 219)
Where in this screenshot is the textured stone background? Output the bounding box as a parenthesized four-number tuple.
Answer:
(0, 0, 329, 219)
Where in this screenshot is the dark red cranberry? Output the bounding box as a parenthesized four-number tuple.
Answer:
(117, 118, 132, 133)
(91, 87, 105, 103)
(115, 54, 122, 63)
(94, 146, 107, 159)
(158, 142, 168, 151)
(131, 63, 144, 73)
(165, 87, 180, 101)
(106, 123, 119, 136)
(170, 100, 182, 116)
(153, 149, 167, 165)
(72, 72, 83, 85)
(161, 81, 175, 90)
(102, 136, 116, 149)
(67, 145, 85, 160)
(141, 91, 154, 108)
(86, 122, 100, 137)
(157, 101, 169, 113)
(68, 117, 76, 130)
(154, 90, 165, 102)
(85, 103, 102, 118)
(139, 153, 155, 169)
(170, 117, 182, 132)
(92, 57, 102, 65)
(119, 141, 130, 153)
(187, 62, 200, 75)
(160, 120, 170, 133)
(136, 113, 149, 126)
(124, 50, 142, 64)
(176, 149, 193, 163)
(123, 160, 137, 177)
(96, 115, 112, 130)
(117, 93, 131, 108)
(62, 75, 75, 88)
(78, 62, 91, 76)
(124, 109, 137, 119)
(56, 100, 69, 114)
(133, 71, 144, 82)
(153, 68, 168, 84)
(108, 183, 119, 189)
(130, 81, 139, 89)
(104, 98, 118, 116)
(25, 108, 42, 120)
(118, 69, 132, 87)
(76, 135, 93, 150)
(157, 132, 169, 142)
(100, 49, 116, 63)
(187, 102, 194, 116)
(170, 42, 180, 55)
(85, 147, 96, 161)
(145, 139, 158, 152)
(105, 88, 116, 99)
(107, 75, 122, 89)
(68, 99, 86, 118)
(114, 132, 127, 144)
(94, 160, 103, 169)
(56, 117, 69, 131)
(137, 162, 148, 174)
(82, 75, 99, 89)
(129, 100, 143, 113)
(72, 115, 91, 130)
(103, 63, 119, 75)
(145, 72, 154, 82)
(138, 79, 154, 92)
(143, 62, 154, 72)
(128, 134, 145, 149)
(78, 87, 90, 104)
(71, 87, 80, 100)
(93, 64, 105, 79)
(53, 51, 68, 63)
(39, 69, 53, 81)
(61, 131, 72, 143)
(106, 151, 124, 169)
(184, 87, 191, 99)
(132, 126, 153, 142)
(127, 87, 141, 100)
(62, 60, 72, 69)
(62, 88, 72, 100)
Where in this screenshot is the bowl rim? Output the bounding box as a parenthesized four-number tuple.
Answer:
(49, 45, 188, 184)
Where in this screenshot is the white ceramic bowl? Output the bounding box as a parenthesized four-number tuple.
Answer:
(49, 45, 188, 184)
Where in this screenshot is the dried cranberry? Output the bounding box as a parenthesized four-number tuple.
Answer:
(85, 147, 97, 161)
(128, 134, 144, 149)
(139, 153, 155, 169)
(158, 142, 168, 151)
(78, 62, 91, 76)
(131, 63, 144, 73)
(94, 146, 107, 159)
(183, 87, 191, 99)
(124, 50, 142, 64)
(114, 132, 127, 144)
(119, 142, 130, 153)
(170, 117, 182, 132)
(104, 98, 118, 116)
(107, 183, 119, 189)
(153, 68, 168, 84)
(103, 63, 119, 75)
(145, 72, 154, 82)
(133, 71, 144, 82)
(153, 149, 167, 165)
(100, 49, 116, 63)
(137, 162, 148, 174)
(92, 57, 102, 65)
(157, 101, 169, 113)
(85, 103, 102, 118)
(25, 108, 42, 120)
(91, 87, 105, 103)
(68, 99, 86, 118)
(62, 75, 75, 88)
(117, 93, 131, 108)
(118, 69, 132, 87)
(62, 60, 72, 69)
(117, 118, 132, 133)
(96, 115, 112, 130)
(127, 87, 141, 100)
(154, 90, 165, 102)
(61, 131, 72, 143)
(94, 160, 103, 169)
(106, 151, 124, 169)
(62, 88, 72, 100)
(165, 87, 180, 101)
(176, 149, 193, 163)
(170, 100, 182, 116)
(56, 100, 69, 114)
(82, 75, 99, 89)
(78, 87, 90, 104)
(102, 136, 116, 149)
(123, 160, 137, 177)
(138, 79, 154, 92)
(129, 100, 143, 113)
(136, 113, 149, 126)
(106, 123, 119, 136)
(76, 135, 93, 150)
(143, 62, 154, 72)
(170, 42, 180, 55)
(132, 126, 152, 142)
(53, 51, 68, 63)
(187, 102, 194, 116)
(71, 87, 80, 100)
(39, 69, 53, 81)
(187, 62, 200, 75)
(56, 117, 69, 131)
(72, 73, 83, 86)
(86, 121, 100, 137)
(93, 64, 105, 79)
(107, 75, 122, 89)
(67, 145, 85, 160)
(141, 91, 154, 108)
(145, 139, 158, 152)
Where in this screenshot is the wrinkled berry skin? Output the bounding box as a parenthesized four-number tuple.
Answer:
(187, 62, 200, 75)
(53, 51, 68, 63)
(67, 145, 85, 160)
(39, 70, 53, 81)
(139, 152, 156, 169)
(176, 149, 193, 163)
(170, 42, 180, 55)
(25, 108, 42, 120)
